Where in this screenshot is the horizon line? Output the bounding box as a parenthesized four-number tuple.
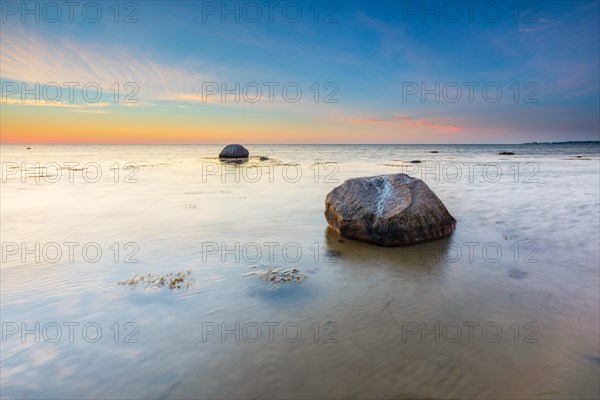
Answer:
(2, 141, 599, 146)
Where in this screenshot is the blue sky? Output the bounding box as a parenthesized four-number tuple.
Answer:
(1, 0, 598, 143)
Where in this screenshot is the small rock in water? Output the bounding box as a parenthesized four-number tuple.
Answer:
(583, 355, 600, 366)
(508, 269, 528, 280)
(564, 156, 591, 160)
(26, 147, 31, 150)
(259, 156, 269, 161)
(410, 160, 421, 164)
(324, 249, 342, 258)
(429, 151, 439, 153)
(219, 144, 249, 159)
(498, 151, 515, 155)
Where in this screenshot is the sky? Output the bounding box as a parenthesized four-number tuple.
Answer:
(0, 0, 599, 144)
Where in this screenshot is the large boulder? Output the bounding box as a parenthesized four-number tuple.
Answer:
(219, 144, 249, 158)
(325, 174, 456, 246)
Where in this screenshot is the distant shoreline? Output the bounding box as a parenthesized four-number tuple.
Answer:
(521, 141, 600, 145)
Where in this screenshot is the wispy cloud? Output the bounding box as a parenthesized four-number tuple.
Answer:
(70, 109, 110, 114)
(157, 90, 345, 119)
(519, 17, 551, 33)
(0, 30, 341, 118)
(0, 30, 214, 103)
(340, 113, 463, 133)
(1, 98, 80, 108)
(0, 98, 110, 109)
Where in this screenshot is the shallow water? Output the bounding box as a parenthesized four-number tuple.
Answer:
(1, 144, 599, 399)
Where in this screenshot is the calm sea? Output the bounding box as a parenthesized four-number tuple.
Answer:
(1, 143, 599, 399)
